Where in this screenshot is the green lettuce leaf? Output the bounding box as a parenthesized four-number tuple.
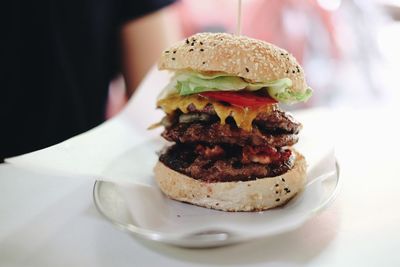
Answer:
(177, 76, 248, 95)
(158, 71, 312, 104)
(267, 86, 313, 104)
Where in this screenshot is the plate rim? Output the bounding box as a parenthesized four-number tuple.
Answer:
(93, 159, 341, 247)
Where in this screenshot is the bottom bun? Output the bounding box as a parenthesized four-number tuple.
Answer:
(154, 150, 307, 212)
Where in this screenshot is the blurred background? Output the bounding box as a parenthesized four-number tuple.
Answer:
(108, 0, 400, 116)
(4, 0, 400, 159)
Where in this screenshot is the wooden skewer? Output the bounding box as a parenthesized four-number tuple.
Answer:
(236, 0, 242, 35)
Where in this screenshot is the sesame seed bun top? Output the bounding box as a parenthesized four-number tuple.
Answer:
(158, 32, 309, 94)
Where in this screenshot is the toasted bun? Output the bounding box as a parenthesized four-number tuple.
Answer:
(158, 32, 308, 94)
(154, 150, 307, 212)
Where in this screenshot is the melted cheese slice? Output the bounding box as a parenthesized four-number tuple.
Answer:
(157, 95, 277, 132)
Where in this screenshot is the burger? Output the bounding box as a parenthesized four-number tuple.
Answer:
(152, 33, 312, 212)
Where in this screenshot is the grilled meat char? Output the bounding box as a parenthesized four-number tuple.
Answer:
(160, 143, 294, 182)
(162, 122, 299, 147)
(159, 105, 301, 182)
(187, 103, 302, 134)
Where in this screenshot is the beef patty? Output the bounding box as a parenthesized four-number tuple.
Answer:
(159, 105, 299, 181)
(162, 121, 299, 147)
(159, 144, 295, 182)
(187, 104, 302, 134)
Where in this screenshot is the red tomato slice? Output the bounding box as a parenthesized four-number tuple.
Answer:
(199, 91, 277, 108)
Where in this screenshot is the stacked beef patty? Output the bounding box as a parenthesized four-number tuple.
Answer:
(159, 104, 301, 183)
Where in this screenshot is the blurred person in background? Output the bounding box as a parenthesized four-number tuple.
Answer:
(1, 1, 180, 160)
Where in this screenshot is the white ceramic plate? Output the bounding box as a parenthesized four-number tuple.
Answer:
(93, 141, 340, 248)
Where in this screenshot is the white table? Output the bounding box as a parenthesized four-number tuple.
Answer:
(1, 107, 400, 267)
